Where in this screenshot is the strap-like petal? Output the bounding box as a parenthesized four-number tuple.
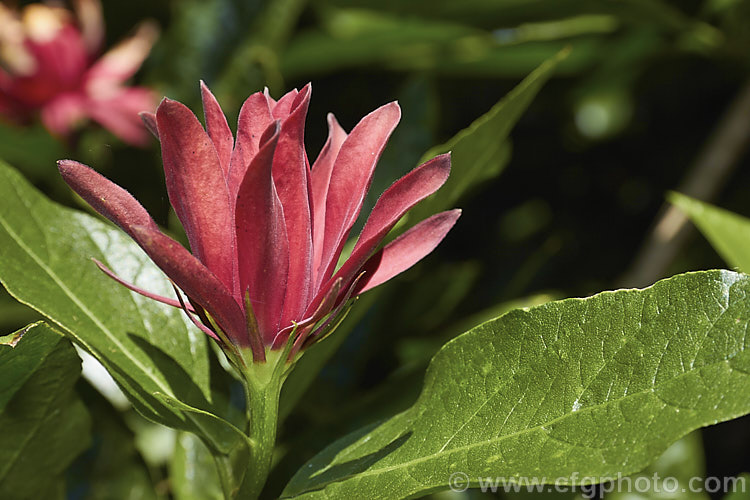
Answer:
(311, 113, 347, 286)
(227, 92, 273, 196)
(129, 225, 247, 345)
(271, 88, 299, 119)
(172, 283, 221, 342)
(58, 159, 245, 343)
(354, 209, 461, 295)
(200, 81, 233, 176)
(139, 111, 158, 139)
(310, 154, 450, 313)
(27, 24, 89, 89)
(57, 159, 160, 237)
(156, 98, 236, 295)
(40, 94, 87, 138)
(235, 121, 290, 344)
(317, 102, 401, 285)
(356, 153, 451, 252)
(272, 84, 314, 329)
(263, 87, 276, 107)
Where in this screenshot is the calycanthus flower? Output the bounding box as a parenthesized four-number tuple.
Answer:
(58, 83, 460, 363)
(0, 0, 157, 145)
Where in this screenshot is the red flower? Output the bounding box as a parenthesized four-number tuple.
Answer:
(0, 0, 157, 146)
(59, 83, 460, 362)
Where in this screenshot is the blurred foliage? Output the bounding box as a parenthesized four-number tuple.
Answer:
(3, 0, 750, 497)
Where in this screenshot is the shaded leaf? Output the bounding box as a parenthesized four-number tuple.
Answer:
(316, 0, 704, 31)
(0, 322, 90, 500)
(283, 270, 750, 499)
(0, 322, 57, 408)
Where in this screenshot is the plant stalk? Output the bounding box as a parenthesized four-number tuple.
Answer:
(242, 373, 282, 499)
(221, 348, 289, 499)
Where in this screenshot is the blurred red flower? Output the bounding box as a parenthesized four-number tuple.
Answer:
(0, 0, 157, 145)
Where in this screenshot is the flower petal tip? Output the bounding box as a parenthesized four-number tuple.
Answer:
(427, 152, 452, 173)
(199, 80, 214, 96)
(139, 111, 158, 138)
(57, 159, 87, 175)
(157, 97, 179, 110)
(326, 112, 342, 128)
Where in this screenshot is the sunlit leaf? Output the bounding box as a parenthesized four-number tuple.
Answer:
(0, 161, 238, 450)
(670, 192, 750, 273)
(283, 270, 750, 499)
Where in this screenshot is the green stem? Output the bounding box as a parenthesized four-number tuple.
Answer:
(208, 348, 292, 499)
(235, 348, 289, 499)
(243, 375, 282, 498)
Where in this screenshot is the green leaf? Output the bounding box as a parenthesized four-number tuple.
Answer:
(0, 322, 90, 500)
(0, 322, 57, 408)
(171, 432, 224, 500)
(407, 49, 566, 225)
(0, 160, 212, 432)
(669, 192, 750, 273)
(38, 481, 66, 500)
(283, 270, 750, 499)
